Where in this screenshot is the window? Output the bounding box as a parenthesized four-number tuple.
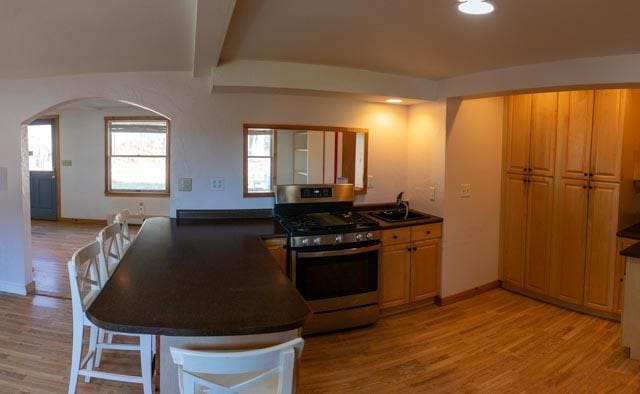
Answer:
(244, 127, 275, 196)
(105, 117, 170, 195)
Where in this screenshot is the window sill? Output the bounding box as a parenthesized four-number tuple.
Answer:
(105, 191, 170, 198)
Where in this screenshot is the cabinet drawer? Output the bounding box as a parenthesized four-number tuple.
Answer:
(411, 223, 442, 241)
(382, 227, 411, 245)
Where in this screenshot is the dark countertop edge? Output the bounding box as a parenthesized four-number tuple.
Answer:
(620, 241, 640, 259)
(86, 314, 307, 337)
(617, 222, 640, 240)
(354, 203, 443, 229)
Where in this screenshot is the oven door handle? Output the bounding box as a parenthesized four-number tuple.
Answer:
(296, 244, 380, 258)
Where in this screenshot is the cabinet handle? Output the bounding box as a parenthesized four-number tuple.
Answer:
(413, 247, 418, 251)
(589, 172, 594, 177)
(426, 230, 431, 235)
(588, 185, 593, 189)
(407, 247, 412, 252)
(583, 172, 588, 176)
(393, 235, 398, 239)
(582, 185, 587, 189)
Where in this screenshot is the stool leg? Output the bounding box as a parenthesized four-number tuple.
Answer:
(95, 329, 105, 368)
(84, 325, 98, 383)
(140, 335, 152, 394)
(68, 322, 83, 394)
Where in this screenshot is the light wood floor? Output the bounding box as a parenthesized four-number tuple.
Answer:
(0, 289, 637, 393)
(31, 220, 135, 298)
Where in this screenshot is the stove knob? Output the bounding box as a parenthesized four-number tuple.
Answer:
(355, 233, 363, 241)
(301, 238, 309, 246)
(365, 232, 373, 240)
(335, 234, 343, 244)
(313, 237, 322, 246)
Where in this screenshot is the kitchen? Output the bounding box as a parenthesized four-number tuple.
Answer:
(1, 0, 640, 392)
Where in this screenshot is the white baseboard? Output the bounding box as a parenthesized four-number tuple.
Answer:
(0, 280, 28, 296)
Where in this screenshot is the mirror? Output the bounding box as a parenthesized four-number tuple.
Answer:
(244, 125, 368, 197)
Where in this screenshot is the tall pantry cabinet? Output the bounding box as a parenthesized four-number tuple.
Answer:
(501, 89, 640, 317)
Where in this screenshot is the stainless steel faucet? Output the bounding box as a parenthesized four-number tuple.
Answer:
(396, 192, 410, 220)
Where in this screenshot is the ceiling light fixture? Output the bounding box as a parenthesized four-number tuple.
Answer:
(386, 98, 403, 104)
(458, 0, 494, 15)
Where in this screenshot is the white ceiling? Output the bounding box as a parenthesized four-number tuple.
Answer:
(0, 0, 195, 79)
(3, 0, 640, 82)
(221, 0, 640, 79)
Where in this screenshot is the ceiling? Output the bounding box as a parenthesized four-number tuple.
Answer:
(0, 0, 195, 79)
(221, 0, 640, 79)
(2, 0, 640, 81)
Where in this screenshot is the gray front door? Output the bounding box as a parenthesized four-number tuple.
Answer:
(28, 118, 58, 220)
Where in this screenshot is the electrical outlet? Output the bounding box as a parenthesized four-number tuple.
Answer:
(429, 185, 436, 201)
(138, 202, 145, 215)
(211, 178, 224, 191)
(460, 183, 471, 198)
(367, 175, 374, 189)
(178, 177, 192, 192)
(0, 167, 7, 192)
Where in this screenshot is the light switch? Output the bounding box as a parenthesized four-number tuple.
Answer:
(178, 177, 192, 192)
(460, 183, 471, 198)
(0, 167, 7, 191)
(367, 175, 374, 189)
(61, 160, 72, 167)
(429, 185, 436, 201)
(211, 178, 224, 191)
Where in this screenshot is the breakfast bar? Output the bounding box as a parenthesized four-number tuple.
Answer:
(86, 216, 310, 392)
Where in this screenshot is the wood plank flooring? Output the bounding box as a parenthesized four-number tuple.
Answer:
(0, 289, 637, 392)
(31, 220, 135, 299)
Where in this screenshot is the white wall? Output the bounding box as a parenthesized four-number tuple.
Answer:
(441, 97, 504, 297)
(55, 106, 170, 220)
(406, 101, 446, 216)
(0, 71, 410, 293)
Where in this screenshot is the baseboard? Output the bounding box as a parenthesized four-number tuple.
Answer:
(59, 217, 108, 225)
(0, 280, 29, 296)
(380, 298, 435, 317)
(435, 280, 502, 306)
(501, 282, 621, 321)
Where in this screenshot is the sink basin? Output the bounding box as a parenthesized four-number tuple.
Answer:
(369, 209, 430, 223)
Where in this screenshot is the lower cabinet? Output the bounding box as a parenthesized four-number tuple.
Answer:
(262, 237, 287, 273)
(615, 237, 636, 314)
(379, 224, 441, 311)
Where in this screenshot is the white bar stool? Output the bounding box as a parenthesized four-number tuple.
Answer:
(170, 338, 304, 394)
(67, 241, 153, 394)
(115, 209, 135, 251)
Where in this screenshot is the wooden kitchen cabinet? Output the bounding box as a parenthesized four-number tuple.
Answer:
(379, 243, 411, 309)
(524, 175, 554, 295)
(379, 223, 441, 311)
(500, 173, 528, 288)
(505, 94, 532, 174)
(556, 90, 594, 180)
(550, 177, 590, 305)
(410, 239, 440, 301)
(262, 238, 287, 273)
(590, 89, 625, 183)
(583, 181, 620, 312)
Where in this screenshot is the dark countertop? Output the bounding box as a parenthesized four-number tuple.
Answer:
(86, 217, 310, 336)
(620, 242, 640, 259)
(354, 203, 443, 230)
(617, 222, 640, 240)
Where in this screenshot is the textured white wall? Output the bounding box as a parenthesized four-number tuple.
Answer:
(441, 97, 504, 297)
(406, 101, 446, 216)
(0, 71, 410, 293)
(55, 106, 171, 220)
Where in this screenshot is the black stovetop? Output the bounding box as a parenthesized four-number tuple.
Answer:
(275, 210, 379, 235)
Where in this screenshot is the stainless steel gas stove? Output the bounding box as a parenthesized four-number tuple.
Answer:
(274, 184, 381, 334)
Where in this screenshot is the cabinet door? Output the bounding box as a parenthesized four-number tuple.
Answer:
(584, 181, 620, 312)
(501, 173, 528, 287)
(590, 89, 625, 182)
(410, 239, 440, 301)
(524, 176, 554, 295)
(551, 177, 590, 304)
(505, 94, 532, 174)
(556, 90, 594, 180)
(615, 237, 636, 315)
(263, 238, 287, 273)
(379, 243, 411, 309)
(529, 92, 558, 176)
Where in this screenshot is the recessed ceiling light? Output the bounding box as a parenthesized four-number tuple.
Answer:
(458, 0, 494, 15)
(386, 98, 403, 104)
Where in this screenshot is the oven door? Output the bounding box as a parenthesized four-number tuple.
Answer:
(292, 243, 379, 313)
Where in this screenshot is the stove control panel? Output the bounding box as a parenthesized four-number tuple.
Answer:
(291, 231, 381, 248)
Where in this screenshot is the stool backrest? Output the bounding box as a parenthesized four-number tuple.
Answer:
(115, 209, 132, 244)
(170, 338, 304, 394)
(96, 222, 124, 283)
(68, 241, 103, 315)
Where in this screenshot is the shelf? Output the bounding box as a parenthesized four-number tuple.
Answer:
(295, 171, 308, 176)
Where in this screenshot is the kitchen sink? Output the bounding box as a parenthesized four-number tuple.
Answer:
(369, 209, 430, 223)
